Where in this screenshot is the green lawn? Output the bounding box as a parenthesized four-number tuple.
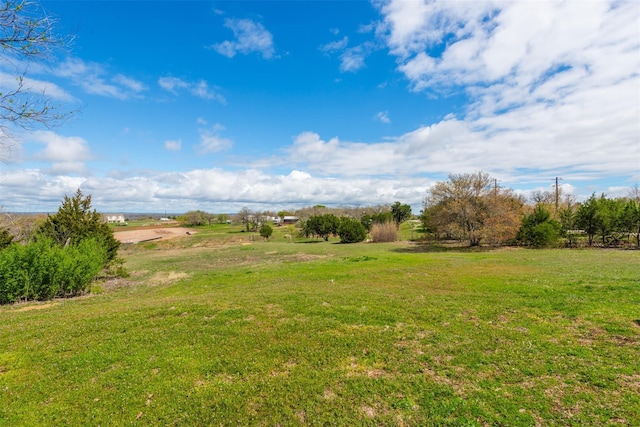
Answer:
(1, 228, 639, 425)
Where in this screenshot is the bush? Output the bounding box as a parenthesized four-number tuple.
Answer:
(517, 205, 561, 248)
(259, 223, 273, 240)
(303, 214, 340, 241)
(371, 221, 398, 242)
(0, 238, 106, 304)
(338, 217, 367, 243)
(0, 228, 14, 249)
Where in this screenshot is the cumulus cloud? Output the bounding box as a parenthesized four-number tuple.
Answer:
(0, 167, 429, 213)
(371, 0, 640, 182)
(28, 130, 92, 174)
(210, 18, 275, 59)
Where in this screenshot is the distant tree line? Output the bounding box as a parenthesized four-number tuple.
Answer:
(176, 172, 639, 250)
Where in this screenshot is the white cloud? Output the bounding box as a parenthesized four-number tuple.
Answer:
(320, 36, 349, 53)
(340, 47, 368, 72)
(191, 80, 226, 103)
(0, 168, 427, 213)
(53, 58, 146, 100)
(158, 76, 189, 94)
(370, 0, 640, 181)
(196, 125, 233, 153)
(27, 131, 92, 175)
(164, 139, 182, 151)
(112, 74, 147, 93)
(30, 130, 91, 163)
(0, 71, 75, 102)
(375, 111, 390, 124)
(211, 18, 275, 59)
(158, 77, 226, 103)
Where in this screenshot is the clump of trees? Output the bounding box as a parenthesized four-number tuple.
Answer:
(301, 214, 340, 241)
(575, 193, 640, 247)
(300, 214, 368, 243)
(0, 190, 124, 304)
(181, 210, 213, 226)
(422, 172, 524, 246)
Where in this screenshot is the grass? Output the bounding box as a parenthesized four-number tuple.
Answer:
(1, 225, 639, 425)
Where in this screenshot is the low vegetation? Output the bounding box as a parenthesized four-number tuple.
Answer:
(371, 221, 399, 242)
(1, 227, 638, 425)
(0, 190, 123, 304)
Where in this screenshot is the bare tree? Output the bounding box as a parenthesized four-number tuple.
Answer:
(1, 0, 71, 158)
(424, 171, 523, 246)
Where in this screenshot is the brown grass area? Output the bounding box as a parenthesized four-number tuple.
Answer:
(14, 302, 57, 312)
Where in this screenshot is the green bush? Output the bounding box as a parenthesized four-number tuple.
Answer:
(517, 205, 561, 248)
(0, 238, 106, 304)
(302, 214, 340, 241)
(338, 217, 367, 243)
(0, 228, 14, 249)
(259, 223, 273, 240)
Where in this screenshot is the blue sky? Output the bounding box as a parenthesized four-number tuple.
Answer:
(1, 0, 639, 213)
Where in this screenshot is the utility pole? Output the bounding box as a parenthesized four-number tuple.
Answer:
(553, 177, 563, 215)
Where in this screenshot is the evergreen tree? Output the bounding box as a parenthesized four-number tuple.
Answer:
(37, 189, 119, 265)
(338, 217, 367, 243)
(516, 205, 561, 248)
(259, 223, 273, 240)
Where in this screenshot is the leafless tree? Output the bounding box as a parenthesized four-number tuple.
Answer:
(1, 0, 72, 159)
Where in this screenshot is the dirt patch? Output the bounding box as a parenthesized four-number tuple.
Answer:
(114, 227, 196, 244)
(14, 302, 57, 312)
(148, 271, 191, 286)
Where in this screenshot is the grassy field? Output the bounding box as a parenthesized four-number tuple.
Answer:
(1, 225, 639, 426)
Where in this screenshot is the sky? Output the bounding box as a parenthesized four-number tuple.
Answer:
(0, 0, 639, 214)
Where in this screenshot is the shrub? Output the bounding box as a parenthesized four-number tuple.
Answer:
(371, 221, 398, 242)
(0, 228, 14, 249)
(517, 205, 561, 248)
(338, 217, 367, 243)
(259, 223, 273, 240)
(0, 238, 106, 304)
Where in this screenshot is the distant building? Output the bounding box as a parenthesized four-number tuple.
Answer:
(282, 216, 299, 225)
(105, 214, 126, 224)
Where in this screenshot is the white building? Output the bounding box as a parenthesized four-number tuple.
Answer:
(105, 214, 126, 224)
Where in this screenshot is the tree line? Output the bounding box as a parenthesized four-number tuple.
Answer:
(420, 172, 640, 248)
